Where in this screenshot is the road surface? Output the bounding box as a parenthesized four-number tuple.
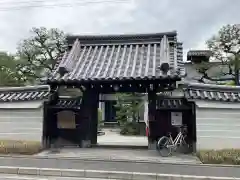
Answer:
(0, 157, 239, 178)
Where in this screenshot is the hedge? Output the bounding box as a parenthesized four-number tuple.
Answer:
(197, 149, 240, 165)
(0, 140, 42, 155)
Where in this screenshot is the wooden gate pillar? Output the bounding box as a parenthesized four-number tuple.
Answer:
(148, 91, 157, 150)
(89, 91, 99, 145)
(42, 101, 49, 149)
(81, 89, 99, 147)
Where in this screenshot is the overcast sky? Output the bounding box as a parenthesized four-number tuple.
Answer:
(0, 0, 239, 59)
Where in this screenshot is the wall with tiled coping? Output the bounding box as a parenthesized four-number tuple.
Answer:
(0, 101, 43, 142)
(195, 101, 240, 150)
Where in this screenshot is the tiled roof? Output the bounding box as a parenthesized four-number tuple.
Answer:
(187, 50, 212, 57)
(49, 32, 183, 83)
(183, 83, 240, 102)
(0, 85, 50, 102)
(156, 97, 188, 109)
(66, 32, 178, 44)
(55, 98, 82, 108)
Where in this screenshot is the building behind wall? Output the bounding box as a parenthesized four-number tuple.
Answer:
(184, 50, 233, 84)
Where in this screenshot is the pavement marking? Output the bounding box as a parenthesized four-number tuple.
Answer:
(0, 174, 48, 180)
(0, 174, 110, 180)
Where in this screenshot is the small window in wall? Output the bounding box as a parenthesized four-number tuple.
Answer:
(57, 110, 76, 129)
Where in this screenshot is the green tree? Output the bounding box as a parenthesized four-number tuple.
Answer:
(196, 24, 240, 85)
(16, 27, 67, 84)
(115, 93, 144, 135)
(0, 52, 24, 86)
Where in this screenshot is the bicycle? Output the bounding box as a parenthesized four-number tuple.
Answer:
(157, 125, 189, 157)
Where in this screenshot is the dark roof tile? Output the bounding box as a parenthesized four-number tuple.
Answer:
(0, 85, 50, 102)
(66, 31, 177, 45)
(187, 50, 212, 57)
(156, 97, 188, 109)
(50, 32, 183, 83)
(183, 83, 240, 102)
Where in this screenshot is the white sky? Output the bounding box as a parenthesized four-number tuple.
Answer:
(0, 0, 239, 60)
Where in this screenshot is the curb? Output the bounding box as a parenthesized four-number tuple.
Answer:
(92, 144, 148, 150)
(0, 154, 202, 166)
(0, 166, 238, 180)
(2, 155, 240, 167)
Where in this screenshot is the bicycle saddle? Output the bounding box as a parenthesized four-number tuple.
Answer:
(180, 125, 188, 133)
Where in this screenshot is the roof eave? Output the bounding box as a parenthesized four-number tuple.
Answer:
(0, 85, 50, 93)
(46, 76, 181, 85)
(66, 31, 178, 45)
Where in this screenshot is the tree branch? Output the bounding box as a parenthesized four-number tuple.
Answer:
(202, 71, 234, 81)
(34, 30, 56, 69)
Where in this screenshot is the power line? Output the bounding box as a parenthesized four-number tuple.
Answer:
(0, 0, 105, 5)
(0, 0, 129, 7)
(0, 0, 130, 11)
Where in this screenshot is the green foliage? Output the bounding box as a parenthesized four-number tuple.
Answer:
(225, 80, 236, 86)
(16, 27, 67, 84)
(119, 121, 141, 135)
(196, 24, 240, 85)
(0, 52, 25, 86)
(98, 109, 104, 130)
(217, 80, 236, 86)
(0, 27, 67, 86)
(115, 93, 144, 135)
(197, 149, 240, 165)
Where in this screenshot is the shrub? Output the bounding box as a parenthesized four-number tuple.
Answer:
(98, 109, 104, 130)
(115, 93, 144, 136)
(197, 149, 240, 165)
(0, 140, 42, 155)
(120, 122, 141, 135)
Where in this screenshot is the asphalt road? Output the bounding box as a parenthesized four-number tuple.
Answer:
(0, 157, 239, 178)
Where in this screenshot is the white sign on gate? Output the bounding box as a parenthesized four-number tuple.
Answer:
(171, 112, 182, 126)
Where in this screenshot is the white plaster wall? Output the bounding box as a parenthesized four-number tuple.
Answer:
(196, 106, 240, 150)
(0, 101, 43, 142)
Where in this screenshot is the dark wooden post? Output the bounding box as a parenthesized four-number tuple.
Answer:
(80, 89, 99, 147)
(80, 91, 91, 147)
(190, 102, 197, 153)
(147, 90, 157, 150)
(89, 91, 99, 145)
(42, 101, 48, 149)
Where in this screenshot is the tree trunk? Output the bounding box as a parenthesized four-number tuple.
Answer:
(235, 69, 240, 85)
(234, 58, 240, 86)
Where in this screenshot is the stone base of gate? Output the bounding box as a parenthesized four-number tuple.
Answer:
(148, 139, 157, 150)
(81, 140, 91, 148)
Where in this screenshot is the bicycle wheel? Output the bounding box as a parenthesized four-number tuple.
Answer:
(157, 136, 172, 157)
